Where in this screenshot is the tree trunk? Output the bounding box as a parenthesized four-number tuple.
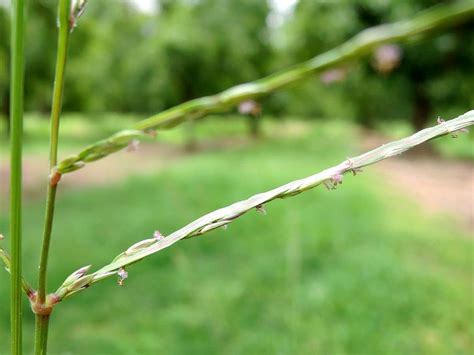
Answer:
(409, 87, 436, 156)
(1, 90, 10, 137)
(411, 87, 431, 131)
(248, 115, 261, 138)
(184, 119, 197, 152)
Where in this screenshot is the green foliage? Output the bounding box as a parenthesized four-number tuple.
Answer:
(0, 6, 9, 120)
(2, 1, 471, 127)
(0, 1, 272, 114)
(281, 0, 474, 127)
(0, 119, 472, 353)
(24, 1, 57, 112)
(63, 0, 271, 113)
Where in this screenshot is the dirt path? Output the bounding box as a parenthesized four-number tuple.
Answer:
(0, 137, 252, 202)
(1, 130, 472, 233)
(360, 130, 473, 233)
(1, 143, 178, 200)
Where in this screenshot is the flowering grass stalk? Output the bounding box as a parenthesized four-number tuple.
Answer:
(33, 0, 77, 353)
(53, 110, 473, 299)
(2, 1, 473, 353)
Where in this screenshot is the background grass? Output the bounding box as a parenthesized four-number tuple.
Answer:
(1, 113, 473, 160)
(0, 118, 472, 354)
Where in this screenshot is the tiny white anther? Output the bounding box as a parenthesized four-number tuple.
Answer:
(117, 268, 128, 286)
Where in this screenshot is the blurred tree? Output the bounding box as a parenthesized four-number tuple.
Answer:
(65, 0, 271, 116)
(155, 0, 271, 138)
(65, 1, 147, 112)
(0, 6, 9, 134)
(1, 0, 62, 130)
(283, 0, 474, 129)
(1, 0, 471, 132)
(24, 0, 57, 112)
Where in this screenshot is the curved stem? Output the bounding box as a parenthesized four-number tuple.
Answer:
(9, 0, 26, 353)
(35, 0, 71, 354)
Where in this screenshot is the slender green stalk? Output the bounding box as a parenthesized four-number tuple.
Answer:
(55, 110, 474, 299)
(34, 316, 50, 355)
(9, 0, 26, 353)
(55, 0, 474, 175)
(35, 0, 71, 353)
(37, 186, 59, 303)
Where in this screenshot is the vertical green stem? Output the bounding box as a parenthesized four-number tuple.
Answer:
(35, 0, 71, 354)
(34, 315, 50, 355)
(9, 0, 26, 354)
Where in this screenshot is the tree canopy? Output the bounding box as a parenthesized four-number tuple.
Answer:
(0, 0, 472, 128)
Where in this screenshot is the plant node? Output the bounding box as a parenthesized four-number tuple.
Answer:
(49, 170, 62, 186)
(29, 292, 61, 316)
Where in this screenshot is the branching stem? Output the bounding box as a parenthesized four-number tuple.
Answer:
(35, 0, 71, 354)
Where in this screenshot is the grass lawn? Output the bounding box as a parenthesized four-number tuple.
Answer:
(0, 112, 265, 156)
(1, 111, 472, 159)
(0, 117, 472, 354)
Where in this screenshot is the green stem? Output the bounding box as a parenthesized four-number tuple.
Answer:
(37, 185, 58, 302)
(35, 0, 71, 353)
(34, 315, 50, 355)
(9, 0, 26, 353)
